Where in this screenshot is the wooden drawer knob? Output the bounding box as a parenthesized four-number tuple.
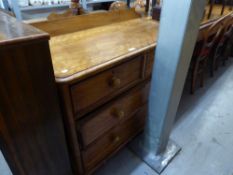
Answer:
(116, 110, 125, 120)
(112, 109, 125, 120)
(109, 76, 121, 87)
(113, 136, 120, 143)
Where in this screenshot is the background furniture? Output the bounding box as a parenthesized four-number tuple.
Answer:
(190, 17, 223, 94)
(208, 0, 232, 19)
(109, 1, 127, 11)
(210, 14, 232, 71)
(0, 11, 72, 175)
(189, 12, 233, 94)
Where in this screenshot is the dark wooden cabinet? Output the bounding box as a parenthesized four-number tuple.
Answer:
(0, 12, 72, 175)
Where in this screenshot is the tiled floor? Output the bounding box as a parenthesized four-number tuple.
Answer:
(1, 58, 233, 175)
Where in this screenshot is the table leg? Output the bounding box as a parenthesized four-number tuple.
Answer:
(145, 0, 150, 13)
(208, 0, 214, 19)
(230, 0, 233, 10)
(127, 0, 130, 8)
(221, 0, 226, 15)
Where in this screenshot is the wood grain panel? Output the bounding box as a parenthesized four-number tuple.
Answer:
(0, 41, 72, 175)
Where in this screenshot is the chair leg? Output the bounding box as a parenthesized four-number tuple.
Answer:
(190, 63, 199, 94)
(231, 45, 233, 57)
(222, 52, 228, 66)
(200, 71, 204, 88)
(191, 73, 196, 94)
(230, 0, 233, 10)
(221, 0, 226, 15)
(208, 0, 214, 19)
(210, 55, 218, 77)
(210, 60, 214, 77)
(215, 57, 219, 71)
(222, 57, 226, 66)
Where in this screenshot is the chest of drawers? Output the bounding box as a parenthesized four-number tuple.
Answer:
(57, 50, 155, 174)
(31, 9, 158, 174)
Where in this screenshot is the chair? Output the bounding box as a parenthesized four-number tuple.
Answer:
(210, 13, 232, 74)
(190, 18, 224, 94)
(216, 13, 233, 66)
(222, 0, 233, 14)
(109, 1, 128, 11)
(47, 0, 86, 20)
(133, 0, 146, 16)
(207, 0, 229, 19)
(190, 28, 208, 94)
(229, 14, 233, 56)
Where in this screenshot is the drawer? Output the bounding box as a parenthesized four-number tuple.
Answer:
(81, 105, 147, 171)
(71, 56, 144, 117)
(78, 82, 150, 148)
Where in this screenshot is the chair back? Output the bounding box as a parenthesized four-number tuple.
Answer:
(109, 1, 128, 11)
(204, 18, 224, 48)
(217, 12, 233, 57)
(197, 17, 224, 59)
(191, 24, 209, 63)
(222, 13, 233, 38)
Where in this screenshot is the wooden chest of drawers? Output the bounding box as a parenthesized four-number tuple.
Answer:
(31, 9, 158, 175)
(58, 51, 155, 174)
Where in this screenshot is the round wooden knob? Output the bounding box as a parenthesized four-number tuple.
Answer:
(111, 108, 125, 120)
(113, 136, 120, 143)
(109, 76, 121, 87)
(115, 110, 125, 120)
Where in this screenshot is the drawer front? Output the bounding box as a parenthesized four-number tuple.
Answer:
(82, 105, 147, 171)
(78, 83, 150, 148)
(71, 56, 144, 117)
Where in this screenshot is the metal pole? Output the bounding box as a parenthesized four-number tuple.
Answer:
(130, 0, 206, 173)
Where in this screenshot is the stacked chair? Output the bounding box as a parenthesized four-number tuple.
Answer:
(190, 12, 233, 94)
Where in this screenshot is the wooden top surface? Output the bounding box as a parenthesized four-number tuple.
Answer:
(50, 18, 158, 83)
(0, 12, 48, 47)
